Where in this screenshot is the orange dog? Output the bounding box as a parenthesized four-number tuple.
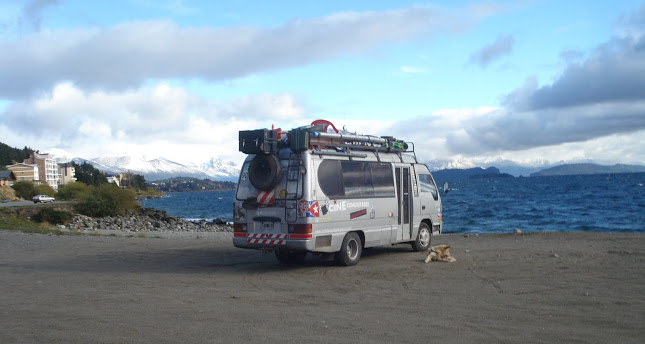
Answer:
(424, 244, 456, 263)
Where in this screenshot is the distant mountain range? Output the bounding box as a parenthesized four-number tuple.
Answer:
(426, 157, 574, 177)
(530, 163, 645, 177)
(431, 163, 645, 182)
(151, 177, 236, 192)
(51, 153, 240, 182)
(44, 149, 644, 183)
(431, 167, 513, 183)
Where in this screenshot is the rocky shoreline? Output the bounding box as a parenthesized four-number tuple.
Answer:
(64, 208, 233, 235)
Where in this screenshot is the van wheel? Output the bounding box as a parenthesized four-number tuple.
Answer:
(335, 232, 362, 266)
(275, 250, 307, 264)
(411, 223, 431, 252)
(249, 154, 281, 191)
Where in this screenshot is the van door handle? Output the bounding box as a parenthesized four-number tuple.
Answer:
(422, 205, 426, 210)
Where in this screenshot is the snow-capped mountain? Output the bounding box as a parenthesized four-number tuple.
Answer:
(425, 157, 478, 171)
(201, 157, 241, 180)
(49, 150, 605, 182)
(53, 153, 240, 181)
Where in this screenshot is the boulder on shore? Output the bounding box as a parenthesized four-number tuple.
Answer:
(67, 208, 232, 233)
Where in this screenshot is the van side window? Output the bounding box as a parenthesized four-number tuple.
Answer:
(341, 161, 373, 197)
(370, 162, 396, 197)
(418, 174, 438, 200)
(318, 160, 344, 198)
(318, 160, 395, 199)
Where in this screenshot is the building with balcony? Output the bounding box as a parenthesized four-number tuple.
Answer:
(23, 153, 60, 190)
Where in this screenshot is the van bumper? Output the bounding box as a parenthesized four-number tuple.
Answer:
(233, 235, 313, 251)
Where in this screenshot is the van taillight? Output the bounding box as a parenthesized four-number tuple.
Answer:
(288, 224, 312, 239)
(288, 224, 312, 233)
(234, 223, 247, 232)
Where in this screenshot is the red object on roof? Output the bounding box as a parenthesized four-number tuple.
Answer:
(311, 119, 339, 133)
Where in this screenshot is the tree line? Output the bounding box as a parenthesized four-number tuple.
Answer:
(0, 142, 34, 168)
(72, 162, 148, 190)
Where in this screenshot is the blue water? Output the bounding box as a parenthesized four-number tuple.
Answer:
(441, 173, 645, 234)
(141, 173, 645, 234)
(140, 190, 235, 222)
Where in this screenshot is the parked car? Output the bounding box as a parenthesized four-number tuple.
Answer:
(33, 195, 55, 203)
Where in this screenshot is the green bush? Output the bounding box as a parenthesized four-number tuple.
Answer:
(11, 181, 35, 199)
(76, 184, 140, 217)
(32, 208, 73, 225)
(11, 181, 57, 199)
(56, 182, 90, 200)
(33, 184, 56, 197)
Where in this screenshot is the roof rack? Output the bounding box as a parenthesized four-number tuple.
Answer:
(239, 120, 418, 162)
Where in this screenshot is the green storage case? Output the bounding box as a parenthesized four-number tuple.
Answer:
(289, 128, 310, 152)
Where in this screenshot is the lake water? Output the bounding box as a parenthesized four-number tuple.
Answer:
(141, 173, 645, 234)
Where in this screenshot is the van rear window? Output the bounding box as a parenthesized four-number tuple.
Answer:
(318, 160, 395, 199)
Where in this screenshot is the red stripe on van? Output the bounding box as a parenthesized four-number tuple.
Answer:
(289, 233, 313, 239)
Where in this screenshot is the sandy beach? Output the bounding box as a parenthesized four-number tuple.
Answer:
(1, 230, 643, 343)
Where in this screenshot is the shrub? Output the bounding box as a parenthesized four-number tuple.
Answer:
(32, 208, 73, 225)
(76, 184, 140, 217)
(11, 181, 34, 199)
(33, 184, 56, 197)
(56, 182, 90, 200)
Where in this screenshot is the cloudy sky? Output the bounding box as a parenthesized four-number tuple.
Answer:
(1, 0, 644, 168)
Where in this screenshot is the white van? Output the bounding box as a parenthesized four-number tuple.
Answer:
(233, 120, 442, 265)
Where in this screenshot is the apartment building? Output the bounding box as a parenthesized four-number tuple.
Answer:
(4, 153, 77, 190)
(23, 153, 60, 190)
(6, 163, 39, 182)
(58, 162, 77, 185)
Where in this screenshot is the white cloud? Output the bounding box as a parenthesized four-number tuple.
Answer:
(78, 119, 111, 138)
(1, 3, 643, 169)
(0, 81, 308, 164)
(415, 7, 645, 160)
(0, 4, 501, 98)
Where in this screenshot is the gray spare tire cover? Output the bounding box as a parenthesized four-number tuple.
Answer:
(249, 154, 281, 191)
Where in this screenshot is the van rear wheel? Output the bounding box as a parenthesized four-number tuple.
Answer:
(335, 232, 362, 266)
(411, 223, 431, 252)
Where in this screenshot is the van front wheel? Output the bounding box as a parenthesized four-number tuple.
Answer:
(411, 223, 431, 252)
(335, 232, 362, 266)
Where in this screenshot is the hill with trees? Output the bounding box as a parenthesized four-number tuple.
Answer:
(431, 167, 513, 183)
(530, 163, 645, 176)
(151, 177, 236, 192)
(0, 142, 34, 168)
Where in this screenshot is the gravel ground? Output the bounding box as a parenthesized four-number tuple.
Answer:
(1, 230, 644, 344)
